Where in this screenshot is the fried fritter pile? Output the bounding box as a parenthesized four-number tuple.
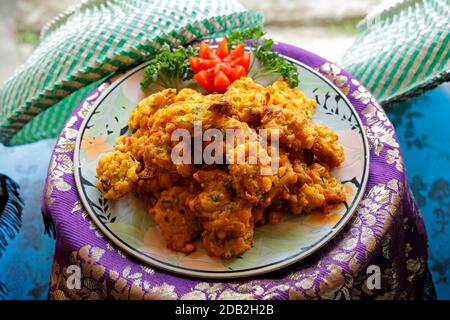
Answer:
(96, 77, 345, 258)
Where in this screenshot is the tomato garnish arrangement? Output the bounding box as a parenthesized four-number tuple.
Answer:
(140, 27, 299, 93)
(189, 38, 251, 93)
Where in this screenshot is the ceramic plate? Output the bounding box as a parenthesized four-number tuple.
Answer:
(74, 54, 370, 279)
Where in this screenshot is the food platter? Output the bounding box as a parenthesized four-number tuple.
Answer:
(74, 46, 369, 279)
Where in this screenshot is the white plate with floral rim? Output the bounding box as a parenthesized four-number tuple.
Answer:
(74, 53, 370, 279)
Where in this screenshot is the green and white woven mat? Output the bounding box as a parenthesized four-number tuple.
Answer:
(342, 0, 449, 106)
(0, 0, 263, 145)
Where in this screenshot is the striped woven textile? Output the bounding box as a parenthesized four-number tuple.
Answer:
(342, 0, 450, 106)
(0, 0, 263, 145)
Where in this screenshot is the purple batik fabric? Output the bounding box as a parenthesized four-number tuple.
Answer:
(42, 43, 428, 300)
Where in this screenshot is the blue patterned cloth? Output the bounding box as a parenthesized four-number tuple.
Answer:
(0, 139, 56, 299)
(386, 83, 450, 299)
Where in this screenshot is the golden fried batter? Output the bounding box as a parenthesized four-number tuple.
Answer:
(96, 151, 139, 200)
(201, 200, 254, 258)
(149, 186, 201, 253)
(262, 79, 318, 149)
(313, 124, 345, 168)
(267, 79, 317, 119)
(224, 77, 268, 125)
(128, 88, 176, 130)
(96, 77, 346, 258)
(289, 163, 346, 215)
(186, 170, 254, 258)
(223, 117, 274, 203)
(252, 151, 298, 224)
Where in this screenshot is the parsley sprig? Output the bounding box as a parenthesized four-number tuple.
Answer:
(140, 44, 197, 90)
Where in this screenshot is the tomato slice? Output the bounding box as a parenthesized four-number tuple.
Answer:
(213, 64, 221, 77)
(190, 57, 216, 73)
(230, 53, 250, 72)
(216, 38, 229, 59)
(191, 39, 250, 92)
(195, 70, 214, 92)
(189, 57, 201, 73)
(224, 44, 245, 62)
(199, 42, 213, 59)
(232, 65, 247, 82)
(234, 53, 250, 72)
(219, 63, 235, 80)
(199, 42, 220, 60)
(213, 71, 231, 93)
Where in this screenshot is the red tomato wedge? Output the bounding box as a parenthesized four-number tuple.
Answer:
(224, 44, 245, 62)
(198, 42, 217, 60)
(231, 54, 250, 72)
(194, 70, 214, 92)
(216, 37, 229, 59)
(189, 57, 216, 74)
(213, 71, 231, 93)
(190, 38, 251, 93)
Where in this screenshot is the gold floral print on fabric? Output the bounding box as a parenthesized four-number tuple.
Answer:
(140, 265, 155, 275)
(77, 94, 99, 119)
(50, 245, 108, 300)
(358, 94, 398, 153)
(50, 244, 168, 300)
(316, 63, 351, 95)
(87, 218, 105, 239)
(45, 154, 73, 206)
(287, 179, 403, 299)
(361, 103, 399, 155)
(109, 267, 177, 300)
(385, 148, 403, 172)
(181, 281, 290, 300)
(45, 120, 78, 206)
(71, 200, 83, 214)
(346, 78, 404, 173)
(54, 137, 75, 153)
(75, 80, 111, 119)
(352, 197, 425, 300)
